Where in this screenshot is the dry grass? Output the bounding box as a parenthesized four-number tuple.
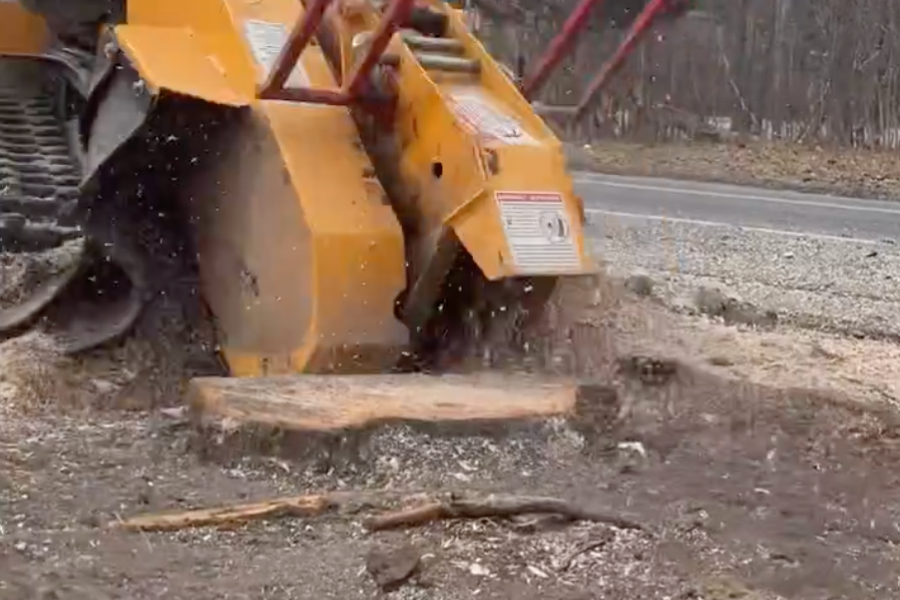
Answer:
(578, 140, 900, 201)
(0, 332, 78, 411)
(0, 240, 83, 305)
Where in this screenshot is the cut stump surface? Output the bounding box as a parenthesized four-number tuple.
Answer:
(188, 373, 583, 434)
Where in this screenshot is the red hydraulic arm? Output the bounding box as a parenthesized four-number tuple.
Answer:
(259, 0, 684, 118)
(524, 0, 685, 119)
(573, 0, 676, 117)
(259, 0, 414, 105)
(521, 0, 605, 100)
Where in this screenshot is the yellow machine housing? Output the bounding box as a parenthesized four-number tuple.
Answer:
(324, 1, 596, 336)
(0, 0, 598, 379)
(0, 2, 48, 54)
(116, 0, 412, 376)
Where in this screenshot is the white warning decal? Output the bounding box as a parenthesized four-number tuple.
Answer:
(447, 88, 539, 146)
(242, 19, 311, 89)
(496, 191, 581, 272)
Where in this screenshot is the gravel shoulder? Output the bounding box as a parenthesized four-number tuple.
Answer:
(594, 215, 900, 345)
(3, 273, 900, 599)
(4, 371, 900, 600)
(5, 141, 900, 598)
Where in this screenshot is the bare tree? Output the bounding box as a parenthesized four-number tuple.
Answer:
(473, 0, 900, 148)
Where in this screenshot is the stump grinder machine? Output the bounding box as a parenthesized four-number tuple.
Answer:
(0, 0, 688, 418)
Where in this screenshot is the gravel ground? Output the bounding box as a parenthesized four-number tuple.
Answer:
(4, 340, 900, 600)
(4, 270, 900, 598)
(590, 216, 900, 340)
(4, 138, 900, 597)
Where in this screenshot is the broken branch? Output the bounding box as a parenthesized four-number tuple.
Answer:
(364, 494, 645, 532)
(557, 529, 616, 572)
(112, 491, 646, 535)
(111, 491, 360, 532)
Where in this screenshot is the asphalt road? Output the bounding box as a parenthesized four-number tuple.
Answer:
(573, 172, 900, 244)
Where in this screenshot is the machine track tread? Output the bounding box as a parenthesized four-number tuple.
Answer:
(0, 60, 82, 249)
(0, 57, 144, 352)
(0, 58, 87, 337)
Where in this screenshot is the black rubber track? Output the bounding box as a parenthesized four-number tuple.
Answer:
(0, 59, 83, 251)
(0, 57, 145, 353)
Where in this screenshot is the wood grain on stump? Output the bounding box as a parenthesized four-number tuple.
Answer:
(187, 373, 605, 458)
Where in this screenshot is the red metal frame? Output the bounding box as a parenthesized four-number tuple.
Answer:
(574, 0, 674, 117)
(523, 0, 680, 118)
(521, 0, 604, 101)
(259, 0, 415, 105)
(261, 0, 681, 119)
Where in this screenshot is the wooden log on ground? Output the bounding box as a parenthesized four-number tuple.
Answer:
(111, 494, 340, 532)
(111, 491, 645, 534)
(364, 494, 646, 532)
(109, 490, 399, 532)
(188, 373, 582, 434)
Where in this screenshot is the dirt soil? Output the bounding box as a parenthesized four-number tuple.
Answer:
(567, 140, 900, 201)
(2, 275, 900, 600)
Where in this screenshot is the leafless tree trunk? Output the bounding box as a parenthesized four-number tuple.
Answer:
(472, 0, 900, 148)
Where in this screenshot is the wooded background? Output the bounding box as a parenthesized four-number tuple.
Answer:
(470, 0, 900, 148)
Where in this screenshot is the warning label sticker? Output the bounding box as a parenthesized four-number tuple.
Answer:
(242, 19, 312, 89)
(496, 191, 581, 272)
(447, 88, 539, 147)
